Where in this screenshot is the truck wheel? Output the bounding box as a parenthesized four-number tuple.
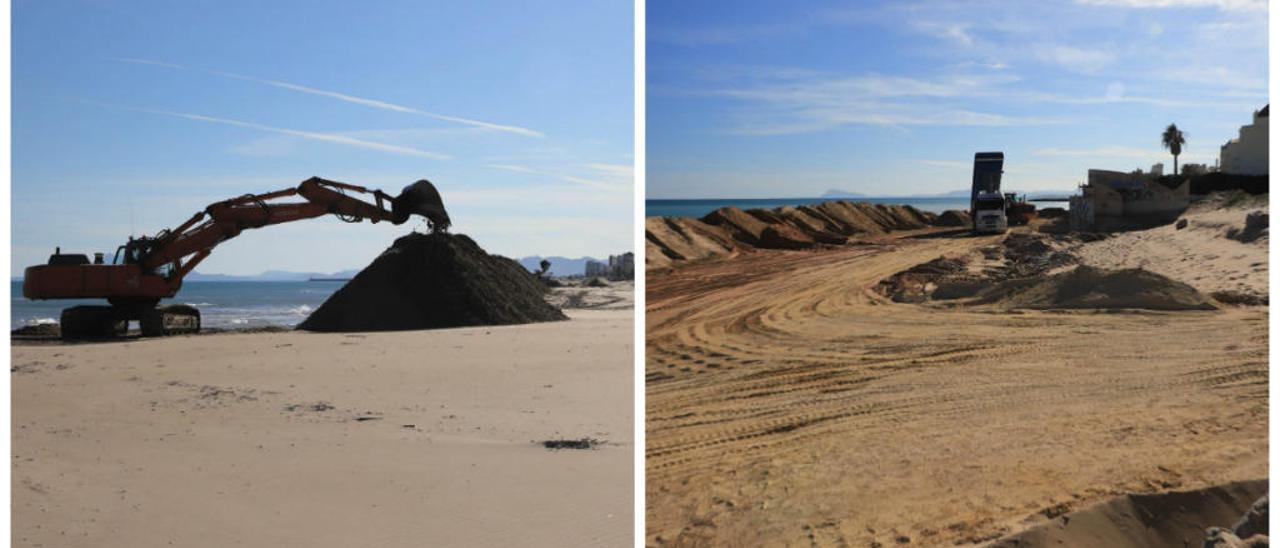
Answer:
(61, 306, 126, 340)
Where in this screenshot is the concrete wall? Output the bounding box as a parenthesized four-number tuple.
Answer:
(1075, 170, 1190, 230)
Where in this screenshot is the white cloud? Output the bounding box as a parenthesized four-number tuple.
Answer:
(912, 21, 975, 46)
(1034, 45, 1114, 73)
(711, 71, 1058, 135)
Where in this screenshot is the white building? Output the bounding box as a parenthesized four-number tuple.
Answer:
(1220, 105, 1269, 176)
(1150, 163, 1163, 177)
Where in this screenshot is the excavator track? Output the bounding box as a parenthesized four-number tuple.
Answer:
(60, 306, 127, 340)
(140, 305, 201, 337)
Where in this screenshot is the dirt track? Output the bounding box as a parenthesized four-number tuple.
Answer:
(646, 228, 1267, 546)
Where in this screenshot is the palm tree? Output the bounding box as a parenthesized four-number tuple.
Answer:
(1161, 123, 1186, 176)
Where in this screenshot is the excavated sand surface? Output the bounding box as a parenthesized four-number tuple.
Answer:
(991, 480, 1267, 548)
(646, 227, 1267, 546)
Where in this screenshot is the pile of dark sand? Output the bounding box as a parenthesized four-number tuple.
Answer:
(298, 233, 567, 332)
(990, 480, 1266, 548)
(978, 265, 1217, 311)
(874, 256, 972, 303)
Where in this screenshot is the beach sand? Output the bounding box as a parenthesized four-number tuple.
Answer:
(645, 200, 1267, 546)
(13, 308, 633, 547)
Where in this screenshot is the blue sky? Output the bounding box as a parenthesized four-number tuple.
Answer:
(12, 0, 633, 276)
(648, 0, 1268, 199)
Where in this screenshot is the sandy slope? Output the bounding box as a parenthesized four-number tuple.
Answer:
(645, 225, 1266, 546)
(13, 309, 633, 547)
(1074, 195, 1268, 299)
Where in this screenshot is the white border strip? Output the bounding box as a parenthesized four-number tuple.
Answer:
(633, 0, 647, 544)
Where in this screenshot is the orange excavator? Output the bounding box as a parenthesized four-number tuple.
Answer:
(22, 176, 450, 339)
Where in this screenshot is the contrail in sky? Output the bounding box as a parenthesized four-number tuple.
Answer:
(111, 57, 544, 138)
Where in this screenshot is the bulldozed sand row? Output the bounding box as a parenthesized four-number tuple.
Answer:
(646, 229, 1267, 546)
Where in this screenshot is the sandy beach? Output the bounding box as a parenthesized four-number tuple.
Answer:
(13, 307, 633, 547)
(645, 198, 1267, 546)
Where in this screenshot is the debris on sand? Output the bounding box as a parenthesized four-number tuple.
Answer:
(541, 438, 603, 450)
(989, 480, 1266, 548)
(875, 256, 975, 303)
(978, 265, 1217, 311)
(1039, 207, 1068, 219)
(11, 323, 60, 338)
(298, 233, 567, 332)
(1210, 290, 1269, 306)
(1226, 211, 1268, 244)
(284, 402, 334, 412)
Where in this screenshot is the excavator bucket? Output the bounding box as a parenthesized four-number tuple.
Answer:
(393, 179, 451, 232)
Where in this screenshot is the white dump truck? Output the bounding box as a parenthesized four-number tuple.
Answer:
(971, 152, 1008, 234)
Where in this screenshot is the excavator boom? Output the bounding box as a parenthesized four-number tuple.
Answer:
(20, 176, 449, 339)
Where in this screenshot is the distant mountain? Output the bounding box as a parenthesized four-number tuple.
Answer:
(820, 189, 871, 198)
(517, 256, 603, 277)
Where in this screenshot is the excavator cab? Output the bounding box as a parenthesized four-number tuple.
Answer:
(393, 179, 451, 232)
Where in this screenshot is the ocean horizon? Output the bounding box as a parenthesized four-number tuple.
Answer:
(11, 280, 343, 329)
(646, 196, 973, 218)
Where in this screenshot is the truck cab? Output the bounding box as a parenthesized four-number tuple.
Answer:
(970, 152, 1007, 235)
(972, 192, 1008, 234)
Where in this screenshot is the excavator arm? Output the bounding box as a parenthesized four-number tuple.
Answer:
(134, 177, 441, 280)
(24, 176, 450, 302)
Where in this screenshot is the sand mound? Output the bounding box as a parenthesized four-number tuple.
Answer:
(297, 233, 567, 332)
(648, 200, 937, 268)
(991, 480, 1267, 548)
(980, 265, 1217, 311)
(645, 217, 739, 268)
(934, 209, 972, 227)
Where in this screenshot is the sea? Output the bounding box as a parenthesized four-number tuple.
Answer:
(11, 280, 345, 329)
(646, 197, 972, 218)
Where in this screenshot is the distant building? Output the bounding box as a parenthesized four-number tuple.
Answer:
(1150, 163, 1164, 177)
(585, 260, 608, 278)
(607, 252, 635, 280)
(1180, 163, 1209, 176)
(1070, 169, 1190, 231)
(1220, 104, 1269, 175)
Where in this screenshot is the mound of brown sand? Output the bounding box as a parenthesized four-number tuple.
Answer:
(979, 265, 1217, 311)
(297, 233, 567, 332)
(649, 200, 937, 269)
(934, 209, 972, 227)
(990, 480, 1266, 548)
